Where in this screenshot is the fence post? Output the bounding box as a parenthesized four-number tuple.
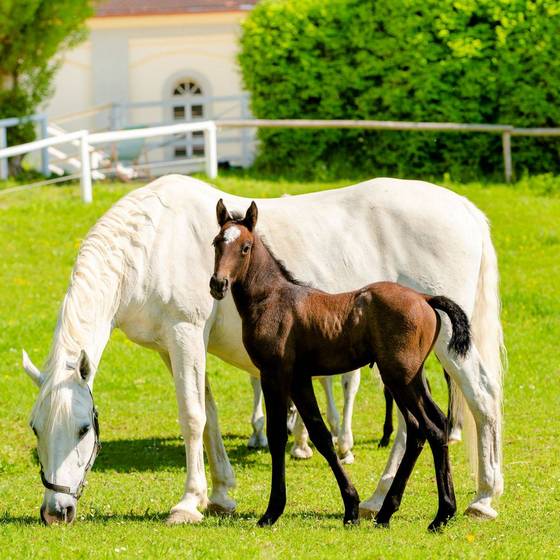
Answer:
(80, 132, 93, 203)
(204, 122, 218, 179)
(39, 115, 50, 176)
(502, 131, 512, 183)
(0, 127, 7, 180)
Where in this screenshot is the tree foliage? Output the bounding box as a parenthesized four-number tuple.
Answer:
(0, 0, 93, 147)
(239, 0, 560, 180)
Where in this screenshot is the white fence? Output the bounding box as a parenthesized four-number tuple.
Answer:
(0, 121, 218, 202)
(1, 117, 560, 202)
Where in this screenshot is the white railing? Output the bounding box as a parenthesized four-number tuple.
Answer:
(0, 121, 218, 203)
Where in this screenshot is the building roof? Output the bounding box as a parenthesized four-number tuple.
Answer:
(95, 0, 258, 17)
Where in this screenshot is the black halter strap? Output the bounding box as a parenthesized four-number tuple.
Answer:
(39, 385, 101, 500)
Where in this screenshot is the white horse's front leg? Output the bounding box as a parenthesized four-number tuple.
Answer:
(359, 407, 407, 518)
(337, 370, 360, 465)
(247, 376, 268, 448)
(167, 323, 209, 524)
(203, 375, 236, 515)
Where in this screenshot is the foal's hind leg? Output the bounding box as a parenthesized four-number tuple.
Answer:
(376, 374, 456, 531)
(291, 376, 360, 525)
(375, 401, 425, 527)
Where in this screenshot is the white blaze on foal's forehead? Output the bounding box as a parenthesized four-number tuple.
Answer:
(223, 226, 241, 244)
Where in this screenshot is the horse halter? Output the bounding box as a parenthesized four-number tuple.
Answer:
(38, 383, 101, 500)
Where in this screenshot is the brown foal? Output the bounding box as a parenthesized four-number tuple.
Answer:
(209, 200, 471, 531)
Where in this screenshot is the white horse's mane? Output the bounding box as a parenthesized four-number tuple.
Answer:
(31, 186, 165, 431)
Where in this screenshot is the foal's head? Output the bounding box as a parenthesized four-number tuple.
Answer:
(210, 199, 258, 300)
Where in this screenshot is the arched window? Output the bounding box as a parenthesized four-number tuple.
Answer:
(172, 79, 205, 158)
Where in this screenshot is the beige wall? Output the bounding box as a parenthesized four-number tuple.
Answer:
(44, 12, 246, 125)
(41, 11, 253, 168)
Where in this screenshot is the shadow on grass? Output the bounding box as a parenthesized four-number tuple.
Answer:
(28, 433, 270, 473)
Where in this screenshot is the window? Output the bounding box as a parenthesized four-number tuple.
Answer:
(171, 79, 205, 159)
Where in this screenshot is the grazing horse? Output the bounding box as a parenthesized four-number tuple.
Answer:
(23, 175, 503, 525)
(210, 200, 471, 530)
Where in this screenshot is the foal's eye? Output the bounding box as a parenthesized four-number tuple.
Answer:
(78, 425, 90, 439)
(241, 244, 251, 255)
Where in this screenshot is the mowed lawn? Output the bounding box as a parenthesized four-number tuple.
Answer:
(1, 174, 559, 559)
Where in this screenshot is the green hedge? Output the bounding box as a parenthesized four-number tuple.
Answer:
(239, 0, 560, 180)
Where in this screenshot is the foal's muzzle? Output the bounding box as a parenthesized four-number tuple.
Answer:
(210, 274, 229, 300)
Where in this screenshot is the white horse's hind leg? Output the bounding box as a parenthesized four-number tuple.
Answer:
(337, 370, 360, 465)
(436, 339, 503, 520)
(203, 376, 236, 515)
(359, 407, 407, 518)
(247, 376, 268, 448)
(319, 377, 340, 439)
(166, 323, 209, 524)
(290, 413, 313, 459)
(291, 377, 340, 460)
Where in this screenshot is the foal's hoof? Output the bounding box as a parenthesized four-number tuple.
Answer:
(290, 443, 313, 460)
(428, 516, 451, 533)
(343, 516, 360, 527)
(377, 436, 391, 447)
(464, 502, 498, 520)
(257, 514, 277, 527)
(166, 508, 203, 525)
(375, 520, 390, 529)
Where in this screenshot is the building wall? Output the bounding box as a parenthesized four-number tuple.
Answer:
(42, 12, 252, 169)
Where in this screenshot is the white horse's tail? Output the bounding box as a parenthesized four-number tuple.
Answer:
(451, 203, 505, 480)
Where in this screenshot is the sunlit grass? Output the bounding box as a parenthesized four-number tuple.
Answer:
(1, 174, 559, 558)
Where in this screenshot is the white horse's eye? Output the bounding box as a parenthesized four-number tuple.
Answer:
(78, 425, 90, 439)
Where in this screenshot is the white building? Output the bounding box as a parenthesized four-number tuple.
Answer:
(44, 0, 258, 171)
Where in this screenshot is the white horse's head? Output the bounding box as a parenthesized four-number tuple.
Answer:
(23, 349, 100, 525)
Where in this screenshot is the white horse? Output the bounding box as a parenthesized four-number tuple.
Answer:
(24, 175, 504, 525)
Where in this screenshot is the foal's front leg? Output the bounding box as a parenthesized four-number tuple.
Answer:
(258, 372, 290, 527)
(291, 376, 360, 525)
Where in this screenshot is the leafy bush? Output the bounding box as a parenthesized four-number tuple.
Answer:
(239, 0, 560, 180)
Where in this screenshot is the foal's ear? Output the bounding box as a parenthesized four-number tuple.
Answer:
(216, 199, 232, 227)
(76, 350, 93, 383)
(243, 201, 258, 231)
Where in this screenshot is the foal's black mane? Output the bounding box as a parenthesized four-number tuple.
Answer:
(260, 236, 309, 288)
(227, 214, 309, 288)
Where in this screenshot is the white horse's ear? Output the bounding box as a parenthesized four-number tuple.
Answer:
(76, 350, 93, 382)
(22, 349, 44, 388)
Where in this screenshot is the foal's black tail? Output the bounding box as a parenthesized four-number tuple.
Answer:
(426, 296, 471, 358)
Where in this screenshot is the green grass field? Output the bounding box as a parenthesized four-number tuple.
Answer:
(1, 175, 559, 559)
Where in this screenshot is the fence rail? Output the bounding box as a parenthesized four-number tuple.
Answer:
(2, 116, 560, 201)
(0, 121, 218, 203)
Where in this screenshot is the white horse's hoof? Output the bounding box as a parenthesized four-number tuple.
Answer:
(448, 427, 462, 443)
(464, 502, 498, 520)
(290, 443, 313, 459)
(166, 508, 204, 525)
(247, 433, 268, 449)
(339, 450, 354, 464)
(207, 499, 236, 516)
(358, 505, 378, 520)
